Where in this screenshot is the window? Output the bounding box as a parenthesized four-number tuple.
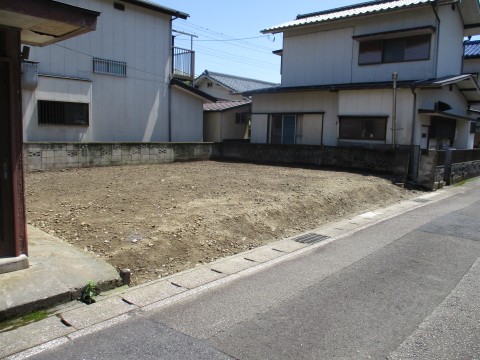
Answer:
(359, 34, 431, 65)
(93, 57, 127, 77)
(339, 116, 387, 141)
(235, 112, 251, 125)
(113, 2, 125, 10)
(270, 115, 297, 144)
(38, 100, 89, 126)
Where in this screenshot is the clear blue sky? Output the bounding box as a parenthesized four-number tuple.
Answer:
(154, 0, 359, 83)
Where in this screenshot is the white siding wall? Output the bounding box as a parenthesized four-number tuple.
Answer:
(171, 88, 204, 142)
(351, 7, 436, 83)
(194, 78, 244, 101)
(301, 114, 323, 145)
(339, 89, 414, 145)
(251, 114, 268, 144)
(280, 5, 468, 86)
(436, 4, 464, 78)
(455, 120, 475, 149)
(23, 0, 173, 142)
(22, 76, 93, 141)
(203, 112, 221, 142)
(251, 92, 338, 145)
(417, 86, 473, 149)
(418, 87, 468, 117)
(221, 106, 250, 140)
(282, 27, 354, 86)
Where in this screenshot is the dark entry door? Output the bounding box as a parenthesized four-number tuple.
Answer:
(0, 59, 15, 257)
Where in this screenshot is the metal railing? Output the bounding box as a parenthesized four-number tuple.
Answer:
(172, 47, 194, 81)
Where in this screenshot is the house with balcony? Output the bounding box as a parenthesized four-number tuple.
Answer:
(21, 0, 214, 143)
(248, 0, 480, 154)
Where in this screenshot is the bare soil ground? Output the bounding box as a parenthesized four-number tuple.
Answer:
(25, 161, 420, 285)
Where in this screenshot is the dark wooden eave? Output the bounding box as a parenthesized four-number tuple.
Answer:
(0, 0, 99, 46)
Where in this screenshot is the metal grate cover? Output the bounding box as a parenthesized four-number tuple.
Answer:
(293, 233, 330, 244)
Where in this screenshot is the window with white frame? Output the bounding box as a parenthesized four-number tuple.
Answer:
(93, 57, 127, 77)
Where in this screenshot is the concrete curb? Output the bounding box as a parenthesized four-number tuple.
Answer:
(1, 179, 477, 359)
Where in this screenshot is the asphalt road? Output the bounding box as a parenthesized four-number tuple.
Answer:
(30, 183, 480, 359)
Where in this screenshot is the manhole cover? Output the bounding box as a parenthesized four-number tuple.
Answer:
(293, 233, 330, 244)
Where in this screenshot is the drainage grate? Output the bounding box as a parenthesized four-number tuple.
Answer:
(293, 233, 330, 244)
(413, 198, 431, 203)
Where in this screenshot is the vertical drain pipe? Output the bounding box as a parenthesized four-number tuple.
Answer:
(392, 72, 398, 148)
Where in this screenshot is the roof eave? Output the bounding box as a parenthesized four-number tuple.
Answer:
(120, 0, 188, 19)
(170, 79, 217, 102)
(261, 1, 437, 34)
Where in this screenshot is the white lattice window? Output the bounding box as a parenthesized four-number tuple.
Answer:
(93, 57, 127, 77)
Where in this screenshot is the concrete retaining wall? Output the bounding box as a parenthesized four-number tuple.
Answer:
(24, 142, 214, 171)
(213, 143, 411, 178)
(23, 142, 480, 191)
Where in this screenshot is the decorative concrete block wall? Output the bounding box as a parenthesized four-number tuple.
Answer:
(24, 143, 213, 171)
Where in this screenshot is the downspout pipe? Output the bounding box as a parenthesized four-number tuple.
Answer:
(392, 72, 398, 148)
(431, 3, 440, 79)
(168, 17, 178, 142)
(410, 84, 418, 181)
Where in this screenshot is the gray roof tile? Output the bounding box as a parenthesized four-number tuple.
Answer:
(196, 70, 278, 94)
(203, 100, 251, 112)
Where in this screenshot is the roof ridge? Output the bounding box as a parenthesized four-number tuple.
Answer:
(297, 0, 394, 19)
(202, 70, 278, 86)
(263, 0, 436, 33)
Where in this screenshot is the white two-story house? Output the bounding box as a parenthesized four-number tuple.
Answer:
(21, 0, 215, 143)
(248, 0, 480, 152)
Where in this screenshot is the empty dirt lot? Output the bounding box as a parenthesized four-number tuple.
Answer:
(26, 161, 420, 285)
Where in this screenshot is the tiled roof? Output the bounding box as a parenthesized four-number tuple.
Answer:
(464, 40, 480, 58)
(262, 0, 435, 33)
(196, 70, 278, 94)
(203, 100, 251, 112)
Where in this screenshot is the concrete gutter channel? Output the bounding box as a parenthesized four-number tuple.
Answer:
(0, 181, 475, 359)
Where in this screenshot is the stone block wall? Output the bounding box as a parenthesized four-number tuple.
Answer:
(450, 160, 480, 184)
(24, 143, 213, 171)
(213, 143, 411, 178)
(418, 149, 480, 189)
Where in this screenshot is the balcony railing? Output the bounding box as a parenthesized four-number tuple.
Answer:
(173, 47, 194, 81)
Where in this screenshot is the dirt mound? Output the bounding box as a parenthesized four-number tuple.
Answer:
(26, 161, 419, 285)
